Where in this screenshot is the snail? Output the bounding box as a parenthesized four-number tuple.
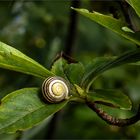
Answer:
(42, 76, 69, 103)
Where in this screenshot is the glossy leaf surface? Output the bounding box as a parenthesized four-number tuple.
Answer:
(86, 89, 132, 110)
(0, 42, 54, 79)
(82, 49, 140, 89)
(0, 88, 67, 133)
(65, 62, 85, 85)
(73, 8, 140, 46)
(51, 58, 68, 78)
(126, 0, 140, 17)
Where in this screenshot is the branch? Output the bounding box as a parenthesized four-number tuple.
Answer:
(46, 110, 64, 139)
(64, 0, 80, 56)
(86, 101, 140, 127)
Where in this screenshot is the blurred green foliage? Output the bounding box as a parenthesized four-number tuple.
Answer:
(0, 0, 140, 139)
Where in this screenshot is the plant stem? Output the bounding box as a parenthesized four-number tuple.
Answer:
(64, 0, 80, 56)
(45, 110, 64, 139)
(45, 1, 80, 139)
(87, 101, 140, 127)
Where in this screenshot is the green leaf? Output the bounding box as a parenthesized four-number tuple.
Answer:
(122, 26, 135, 33)
(51, 58, 68, 78)
(65, 63, 85, 85)
(84, 56, 115, 78)
(74, 84, 86, 98)
(0, 42, 54, 79)
(82, 49, 140, 89)
(0, 88, 68, 134)
(73, 8, 140, 46)
(51, 58, 83, 98)
(86, 89, 132, 110)
(126, 0, 140, 17)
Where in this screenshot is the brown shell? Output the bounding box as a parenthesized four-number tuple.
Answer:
(42, 76, 69, 103)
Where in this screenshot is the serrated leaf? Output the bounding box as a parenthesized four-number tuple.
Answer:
(126, 0, 140, 17)
(0, 88, 68, 134)
(82, 49, 140, 89)
(51, 58, 68, 78)
(65, 63, 85, 85)
(86, 89, 132, 110)
(0, 42, 54, 79)
(73, 8, 140, 46)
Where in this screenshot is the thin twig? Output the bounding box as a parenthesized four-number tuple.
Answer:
(46, 110, 63, 139)
(64, 0, 80, 56)
(87, 101, 140, 127)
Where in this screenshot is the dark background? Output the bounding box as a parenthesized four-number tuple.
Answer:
(0, 0, 140, 139)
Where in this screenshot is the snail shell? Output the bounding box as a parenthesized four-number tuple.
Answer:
(42, 76, 69, 103)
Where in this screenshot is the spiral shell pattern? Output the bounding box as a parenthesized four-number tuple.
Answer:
(42, 76, 69, 103)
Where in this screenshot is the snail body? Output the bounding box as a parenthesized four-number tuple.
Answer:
(42, 76, 69, 103)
